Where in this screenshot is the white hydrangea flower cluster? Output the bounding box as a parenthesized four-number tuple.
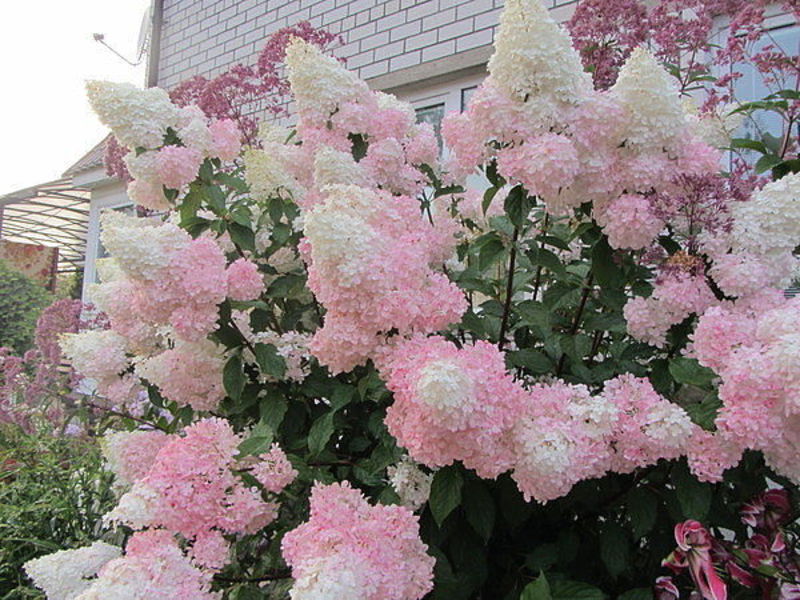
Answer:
(415, 359, 478, 429)
(177, 105, 214, 154)
(24, 541, 121, 600)
(99, 212, 190, 282)
(682, 98, 743, 149)
(302, 186, 384, 287)
(487, 0, 591, 125)
(290, 556, 366, 600)
(387, 457, 433, 511)
(60, 329, 128, 384)
(642, 401, 696, 443)
(244, 146, 304, 201)
(285, 38, 371, 118)
(609, 47, 687, 151)
(103, 480, 160, 529)
(86, 81, 181, 149)
(313, 145, 367, 189)
(731, 172, 800, 259)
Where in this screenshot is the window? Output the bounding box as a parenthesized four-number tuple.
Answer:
(733, 23, 800, 146)
(415, 102, 446, 152)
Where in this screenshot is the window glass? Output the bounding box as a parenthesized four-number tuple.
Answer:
(461, 86, 477, 112)
(415, 102, 446, 153)
(732, 24, 799, 147)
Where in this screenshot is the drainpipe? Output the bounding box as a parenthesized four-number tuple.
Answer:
(145, 0, 164, 88)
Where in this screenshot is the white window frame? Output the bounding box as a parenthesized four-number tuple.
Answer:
(81, 183, 132, 303)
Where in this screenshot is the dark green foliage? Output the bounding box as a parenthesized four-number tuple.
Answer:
(0, 261, 52, 354)
(0, 426, 117, 599)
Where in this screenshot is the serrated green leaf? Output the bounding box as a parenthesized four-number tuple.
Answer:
(600, 522, 629, 578)
(429, 465, 463, 526)
(669, 357, 716, 387)
(254, 343, 286, 379)
(260, 392, 288, 431)
(478, 237, 506, 271)
(507, 349, 552, 374)
(504, 185, 532, 229)
(627, 487, 658, 539)
(482, 186, 499, 215)
(307, 412, 335, 457)
(521, 573, 551, 600)
(228, 222, 256, 252)
(591, 238, 624, 288)
(755, 154, 783, 174)
(672, 461, 712, 520)
(462, 479, 495, 541)
(223, 354, 245, 401)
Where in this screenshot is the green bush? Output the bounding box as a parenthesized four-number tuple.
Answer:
(0, 261, 52, 354)
(0, 426, 117, 599)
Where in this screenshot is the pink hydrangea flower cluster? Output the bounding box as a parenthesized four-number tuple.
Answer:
(281, 481, 435, 600)
(88, 81, 244, 211)
(251, 443, 298, 494)
(442, 0, 720, 248)
(685, 294, 800, 484)
(624, 269, 717, 348)
(74, 529, 218, 599)
(135, 339, 225, 411)
(70, 213, 266, 410)
(105, 419, 292, 572)
(100, 429, 172, 488)
(303, 185, 465, 373)
(244, 39, 441, 208)
(380, 336, 701, 503)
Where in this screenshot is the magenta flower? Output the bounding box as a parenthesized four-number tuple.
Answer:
(671, 521, 728, 600)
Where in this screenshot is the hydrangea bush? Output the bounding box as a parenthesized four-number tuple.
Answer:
(23, 1, 800, 598)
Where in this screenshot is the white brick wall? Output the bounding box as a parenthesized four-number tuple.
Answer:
(156, 0, 579, 91)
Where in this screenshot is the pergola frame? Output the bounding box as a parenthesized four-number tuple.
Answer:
(0, 178, 91, 273)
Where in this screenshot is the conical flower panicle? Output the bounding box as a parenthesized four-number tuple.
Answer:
(487, 0, 592, 128)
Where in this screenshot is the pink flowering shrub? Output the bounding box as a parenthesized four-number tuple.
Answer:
(24, 0, 800, 598)
(282, 482, 435, 599)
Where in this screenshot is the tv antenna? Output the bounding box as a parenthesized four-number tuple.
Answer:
(93, 4, 152, 67)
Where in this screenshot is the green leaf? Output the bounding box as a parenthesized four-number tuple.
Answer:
(478, 237, 506, 271)
(600, 521, 629, 578)
(254, 343, 287, 379)
(730, 137, 768, 154)
(348, 132, 368, 162)
(528, 247, 566, 279)
(429, 465, 463, 526)
(672, 461, 712, 520)
(307, 412, 335, 457)
(521, 573, 551, 600)
(504, 185, 533, 229)
(228, 222, 256, 252)
(507, 349, 552, 374)
(591, 238, 624, 288)
(627, 487, 658, 539)
(462, 479, 495, 541)
(550, 580, 606, 600)
(755, 154, 783, 174)
(669, 357, 716, 388)
(682, 391, 722, 430)
(482, 186, 499, 215)
(260, 392, 288, 431)
(223, 354, 245, 402)
(238, 426, 273, 457)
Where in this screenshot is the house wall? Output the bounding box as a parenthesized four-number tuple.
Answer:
(156, 0, 579, 92)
